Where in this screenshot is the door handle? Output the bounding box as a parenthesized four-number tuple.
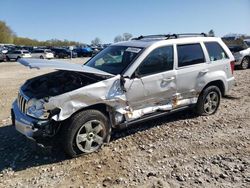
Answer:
(162, 77, 175, 82)
(199, 69, 209, 74)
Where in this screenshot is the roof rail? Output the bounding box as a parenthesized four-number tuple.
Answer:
(176, 33, 207, 37)
(131, 33, 207, 40)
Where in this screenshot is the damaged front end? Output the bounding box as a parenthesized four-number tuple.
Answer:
(12, 59, 130, 142)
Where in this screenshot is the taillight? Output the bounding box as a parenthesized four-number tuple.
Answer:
(230, 61, 235, 74)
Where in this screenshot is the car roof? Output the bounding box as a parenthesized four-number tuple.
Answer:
(111, 37, 221, 48)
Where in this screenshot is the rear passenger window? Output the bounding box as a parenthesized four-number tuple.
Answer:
(205, 42, 229, 61)
(137, 46, 173, 76)
(177, 43, 205, 67)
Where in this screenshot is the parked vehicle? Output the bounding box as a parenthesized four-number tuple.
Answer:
(12, 33, 235, 157)
(228, 45, 250, 70)
(0, 51, 6, 62)
(51, 48, 77, 58)
(6, 50, 32, 61)
(32, 49, 54, 59)
(73, 46, 93, 57)
(244, 39, 250, 47)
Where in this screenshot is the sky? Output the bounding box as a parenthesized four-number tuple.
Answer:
(0, 0, 249, 44)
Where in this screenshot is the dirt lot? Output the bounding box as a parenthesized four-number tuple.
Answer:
(0, 59, 249, 188)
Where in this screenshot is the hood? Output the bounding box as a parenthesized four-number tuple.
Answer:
(18, 58, 114, 77)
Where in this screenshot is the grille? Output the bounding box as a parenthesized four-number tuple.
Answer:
(17, 92, 27, 114)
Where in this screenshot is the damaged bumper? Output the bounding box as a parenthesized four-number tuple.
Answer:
(11, 100, 49, 139)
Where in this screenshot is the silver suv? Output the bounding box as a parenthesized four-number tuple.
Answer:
(11, 33, 235, 157)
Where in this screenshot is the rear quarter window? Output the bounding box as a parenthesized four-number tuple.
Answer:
(177, 43, 205, 67)
(205, 42, 229, 61)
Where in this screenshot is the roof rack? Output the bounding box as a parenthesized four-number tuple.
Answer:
(132, 33, 207, 40)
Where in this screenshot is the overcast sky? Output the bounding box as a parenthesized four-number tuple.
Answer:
(0, 0, 249, 43)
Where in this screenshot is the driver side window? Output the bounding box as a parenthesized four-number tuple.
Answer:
(136, 46, 173, 77)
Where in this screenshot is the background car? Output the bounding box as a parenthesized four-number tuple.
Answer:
(51, 48, 77, 58)
(244, 39, 250, 47)
(228, 45, 250, 70)
(0, 51, 6, 62)
(73, 46, 93, 57)
(32, 49, 54, 59)
(223, 38, 250, 69)
(6, 50, 32, 61)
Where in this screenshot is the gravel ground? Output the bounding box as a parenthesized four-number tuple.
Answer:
(0, 59, 249, 188)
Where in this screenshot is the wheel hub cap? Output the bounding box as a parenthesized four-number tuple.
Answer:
(75, 120, 104, 153)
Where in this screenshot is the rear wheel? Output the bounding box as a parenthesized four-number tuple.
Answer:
(195, 86, 221, 116)
(6, 56, 10, 61)
(40, 55, 44, 59)
(62, 110, 111, 158)
(240, 57, 249, 70)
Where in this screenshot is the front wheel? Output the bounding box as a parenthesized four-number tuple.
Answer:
(62, 110, 111, 157)
(195, 86, 221, 116)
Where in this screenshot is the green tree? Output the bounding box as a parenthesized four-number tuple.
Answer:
(0, 21, 14, 43)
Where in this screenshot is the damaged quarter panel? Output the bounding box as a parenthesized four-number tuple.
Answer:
(45, 75, 127, 121)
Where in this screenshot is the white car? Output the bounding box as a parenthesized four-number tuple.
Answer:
(32, 49, 54, 59)
(12, 33, 235, 157)
(228, 40, 250, 70)
(6, 50, 32, 61)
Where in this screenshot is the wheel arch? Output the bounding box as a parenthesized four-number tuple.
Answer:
(68, 103, 115, 126)
(201, 80, 225, 96)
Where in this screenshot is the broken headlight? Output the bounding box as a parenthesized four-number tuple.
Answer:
(26, 98, 49, 119)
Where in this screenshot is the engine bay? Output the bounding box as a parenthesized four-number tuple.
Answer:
(22, 70, 106, 99)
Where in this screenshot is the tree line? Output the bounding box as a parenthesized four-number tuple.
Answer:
(0, 21, 81, 46)
(1, 20, 249, 47)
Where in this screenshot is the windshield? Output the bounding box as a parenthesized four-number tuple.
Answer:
(85, 46, 143, 74)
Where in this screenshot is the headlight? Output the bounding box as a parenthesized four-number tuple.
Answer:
(26, 98, 49, 119)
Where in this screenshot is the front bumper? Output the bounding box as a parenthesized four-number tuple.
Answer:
(11, 100, 49, 139)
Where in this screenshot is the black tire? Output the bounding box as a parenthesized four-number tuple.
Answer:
(240, 57, 249, 70)
(40, 55, 44, 59)
(62, 110, 111, 158)
(195, 86, 221, 116)
(6, 56, 10, 61)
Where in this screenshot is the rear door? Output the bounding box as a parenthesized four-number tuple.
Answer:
(175, 43, 208, 101)
(125, 45, 176, 110)
(204, 41, 231, 78)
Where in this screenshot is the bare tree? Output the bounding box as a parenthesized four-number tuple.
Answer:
(91, 37, 101, 46)
(123, 33, 133, 41)
(208, 29, 215, 37)
(114, 35, 123, 43)
(114, 33, 133, 43)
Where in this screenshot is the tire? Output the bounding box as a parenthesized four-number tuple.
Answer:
(195, 86, 221, 116)
(62, 110, 111, 158)
(40, 55, 44, 59)
(6, 56, 10, 61)
(240, 57, 249, 70)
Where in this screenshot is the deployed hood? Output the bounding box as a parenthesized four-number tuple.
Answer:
(18, 58, 114, 77)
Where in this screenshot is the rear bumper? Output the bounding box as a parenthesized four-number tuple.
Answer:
(225, 77, 235, 95)
(11, 100, 49, 139)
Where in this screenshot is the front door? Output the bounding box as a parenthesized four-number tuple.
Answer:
(125, 45, 176, 110)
